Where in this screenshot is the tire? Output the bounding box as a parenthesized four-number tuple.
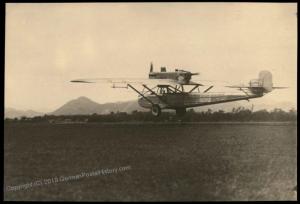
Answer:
(151, 104, 161, 117)
(176, 108, 186, 117)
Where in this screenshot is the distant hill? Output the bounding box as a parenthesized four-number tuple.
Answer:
(5, 96, 296, 118)
(50, 96, 296, 116)
(50, 96, 146, 116)
(5, 108, 44, 119)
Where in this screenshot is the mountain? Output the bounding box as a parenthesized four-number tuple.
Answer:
(5, 96, 296, 118)
(50, 96, 296, 116)
(50, 96, 145, 116)
(5, 108, 44, 119)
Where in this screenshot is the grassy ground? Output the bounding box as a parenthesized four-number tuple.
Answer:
(4, 122, 297, 201)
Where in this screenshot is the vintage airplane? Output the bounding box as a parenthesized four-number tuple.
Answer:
(71, 63, 286, 117)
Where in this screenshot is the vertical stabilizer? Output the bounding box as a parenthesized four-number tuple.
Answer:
(258, 70, 273, 93)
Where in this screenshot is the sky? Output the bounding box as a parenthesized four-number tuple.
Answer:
(5, 3, 297, 112)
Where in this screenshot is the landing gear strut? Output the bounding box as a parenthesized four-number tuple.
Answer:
(151, 105, 161, 117)
(176, 108, 186, 117)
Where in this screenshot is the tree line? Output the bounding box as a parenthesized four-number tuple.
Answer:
(4, 107, 297, 123)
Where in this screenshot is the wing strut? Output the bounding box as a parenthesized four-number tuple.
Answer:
(142, 85, 168, 104)
(174, 85, 183, 93)
(189, 85, 200, 93)
(127, 84, 155, 106)
(203, 86, 214, 93)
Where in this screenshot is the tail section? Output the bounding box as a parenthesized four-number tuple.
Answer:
(258, 70, 273, 93)
(248, 70, 273, 94)
(227, 70, 287, 95)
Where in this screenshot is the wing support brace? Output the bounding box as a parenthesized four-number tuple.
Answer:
(142, 85, 168, 105)
(189, 85, 200, 93)
(126, 84, 155, 106)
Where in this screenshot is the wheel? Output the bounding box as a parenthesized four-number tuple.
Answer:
(176, 108, 186, 117)
(151, 104, 161, 117)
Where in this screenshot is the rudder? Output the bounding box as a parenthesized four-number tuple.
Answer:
(258, 70, 273, 93)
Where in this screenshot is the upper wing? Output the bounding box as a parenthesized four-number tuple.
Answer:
(71, 78, 204, 86)
(225, 86, 289, 89)
(190, 77, 231, 85)
(71, 78, 150, 84)
(272, 87, 289, 89)
(225, 85, 250, 89)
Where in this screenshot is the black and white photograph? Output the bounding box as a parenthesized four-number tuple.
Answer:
(4, 2, 297, 201)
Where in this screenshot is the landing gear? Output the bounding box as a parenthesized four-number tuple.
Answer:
(151, 104, 161, 117)
(176, 108, 186, 117)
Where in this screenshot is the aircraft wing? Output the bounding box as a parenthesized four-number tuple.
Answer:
(272, 87, 289, 89)
(71, 78, 204, 86)
(225, 85, 289, 89)
(71, 78, 150, 84)
(225, 85, 250, 89)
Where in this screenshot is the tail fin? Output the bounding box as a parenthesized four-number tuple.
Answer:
(258, 70, 273, 93)
(249, 70, 273, 94)
(227, 70, 287, 94)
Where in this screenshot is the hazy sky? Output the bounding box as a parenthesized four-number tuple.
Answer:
(5, 3, 297, 112)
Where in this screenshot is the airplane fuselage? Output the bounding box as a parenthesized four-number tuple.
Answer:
(71, 64, 282, 117)
(138, 92, 263, 110)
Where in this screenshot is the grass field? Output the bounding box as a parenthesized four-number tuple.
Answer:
(4, 122, 297, 201)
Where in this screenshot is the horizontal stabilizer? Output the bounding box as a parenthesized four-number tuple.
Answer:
(272, 87, 289, 89)
(226, 86, 288, 89)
